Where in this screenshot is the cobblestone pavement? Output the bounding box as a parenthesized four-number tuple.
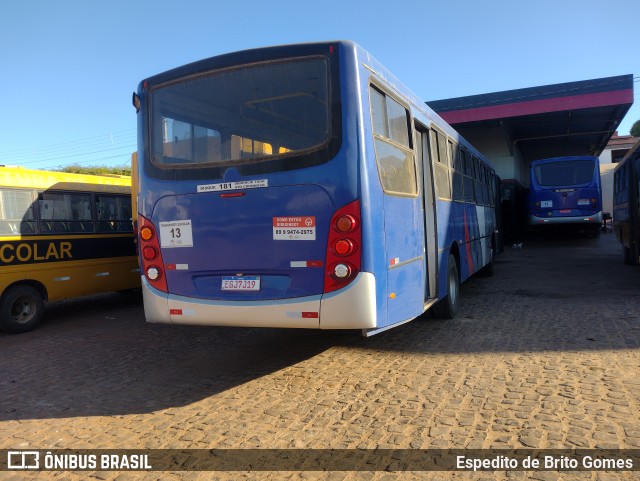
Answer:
(1, 232, 639, 481)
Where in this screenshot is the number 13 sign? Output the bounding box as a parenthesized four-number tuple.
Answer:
(159, 219, 194, 248)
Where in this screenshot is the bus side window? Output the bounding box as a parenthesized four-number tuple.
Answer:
(370, 85, 417, 196)
(0, 189, 36, 235)
(462, 151, 475, 203)
(96, 195, 134, 232)
(430, 129, 451, 199)
(452, 144, 464, 202)
(38, 192, 92, 233)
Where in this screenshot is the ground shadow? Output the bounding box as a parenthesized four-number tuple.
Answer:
(1, 233, 638, 420)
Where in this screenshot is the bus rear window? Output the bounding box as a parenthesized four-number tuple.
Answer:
(149, 57, 333, 173)
(534, 160, 595, 186)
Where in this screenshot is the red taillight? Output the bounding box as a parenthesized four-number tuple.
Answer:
(138, 214, 167, 292)
(324, 200, 361, 293)
(335, 239, 354, 256)
(142, 245, 158, 260)
(336, 214, 357, 233)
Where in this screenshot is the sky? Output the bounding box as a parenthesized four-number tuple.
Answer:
(0, 0, 638, 171)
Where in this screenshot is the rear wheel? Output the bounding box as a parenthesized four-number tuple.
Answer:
(0, 285, 45, 333)
(432, 254, 459, 319)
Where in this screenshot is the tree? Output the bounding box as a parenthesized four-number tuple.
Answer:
(56, 163, 131, 176)
(631, 119, 640, 138)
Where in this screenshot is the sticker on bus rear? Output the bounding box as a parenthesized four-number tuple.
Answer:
(273, 216, 316, 240)
(197, 179, 268, 192)
(159, 219, 194, 248)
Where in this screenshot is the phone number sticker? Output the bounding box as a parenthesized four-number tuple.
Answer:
(197, 179, 268, 192)
(273, 216, 316, 240)
(159, 219, 193, 248)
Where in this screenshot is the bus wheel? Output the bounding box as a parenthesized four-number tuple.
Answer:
(432, 254, 459, 319)
(0, 285, 45, 333)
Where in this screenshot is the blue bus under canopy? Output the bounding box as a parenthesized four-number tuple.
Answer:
(528, 156, 603, 237)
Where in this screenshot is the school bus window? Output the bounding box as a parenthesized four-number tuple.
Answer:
(38, 192, 93, 234)
(231, 135, 273, 160)
(96, 195, 133, 233)
(0, 189, 36, 235)
(161, 118, 222, 164)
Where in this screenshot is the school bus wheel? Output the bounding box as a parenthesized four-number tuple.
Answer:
(0, 285, 45, 333)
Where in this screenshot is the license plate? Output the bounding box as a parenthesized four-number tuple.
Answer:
(541, 200, 553, 208)
(559, 209, 571, 214)
(221, 276, 260, 291)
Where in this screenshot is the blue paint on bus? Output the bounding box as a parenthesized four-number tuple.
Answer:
(528, 156, 602, 235)
(613, 139, 640, 265)
(134, 41, 498, 336)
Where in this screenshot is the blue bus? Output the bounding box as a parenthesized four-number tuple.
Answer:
(528, 156, 603, 236)
(613, 139, 640, 265)
(133, 41, 498, 336)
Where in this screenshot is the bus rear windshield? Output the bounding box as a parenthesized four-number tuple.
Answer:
(149, 57, 332, 173)
(533, 160, 595, 187)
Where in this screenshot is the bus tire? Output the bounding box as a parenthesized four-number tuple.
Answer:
(432, 254, 459, 319)
(0, 285, 45, 333)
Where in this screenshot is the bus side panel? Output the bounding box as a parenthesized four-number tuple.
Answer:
(457, 203, 478, 282)
(357, 153, 389, 329)
(353, 55, 389, 329)
(381, 195, 424, 327)
(435, 199, 455, 299)
(0, 257, 139, 301)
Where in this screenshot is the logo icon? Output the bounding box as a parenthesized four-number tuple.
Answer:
(8, 451, 40, 470)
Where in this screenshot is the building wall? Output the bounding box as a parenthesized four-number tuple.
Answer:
(600, 164, 615, 216)
(457, 125, 530, 185)
(600, 149, 613, 164)
(456, 125, 528, 242)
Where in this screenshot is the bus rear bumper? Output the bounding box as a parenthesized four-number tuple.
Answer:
(529, 212, 603, 225)
(140, 272, 377, 330)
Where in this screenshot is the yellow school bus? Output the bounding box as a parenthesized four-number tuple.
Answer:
(0, 166, 139, 333)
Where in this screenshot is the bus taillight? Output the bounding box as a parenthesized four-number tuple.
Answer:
(142, 245, 158, 260)
(138, 215, 168, 292)
(324, 200, 361, 293)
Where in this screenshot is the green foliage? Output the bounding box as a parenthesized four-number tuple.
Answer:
(56, 163, 131, 176)
(631, 120, 640, 138)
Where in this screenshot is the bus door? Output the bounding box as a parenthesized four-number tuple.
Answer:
(370, 85, 424, 327)
(415, 126, 438, 301)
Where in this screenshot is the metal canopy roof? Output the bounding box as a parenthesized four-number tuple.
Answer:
(427, 74, 634, 164)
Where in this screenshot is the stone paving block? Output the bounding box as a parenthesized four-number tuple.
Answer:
(0, 235, 639, 480)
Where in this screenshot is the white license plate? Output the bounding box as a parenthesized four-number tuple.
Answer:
(221, 276, 260, 291)
(541, 200, 553, 208)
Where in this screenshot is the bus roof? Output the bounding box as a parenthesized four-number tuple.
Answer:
(0, 166, 131, 194)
